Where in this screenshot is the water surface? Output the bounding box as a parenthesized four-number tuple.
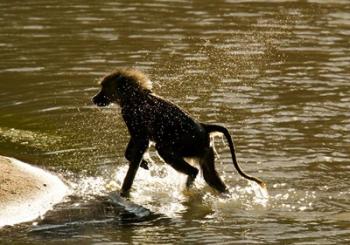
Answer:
(1, 0, 350, 244)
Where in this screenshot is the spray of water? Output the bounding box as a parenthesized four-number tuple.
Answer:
(58, 15, 306, 220)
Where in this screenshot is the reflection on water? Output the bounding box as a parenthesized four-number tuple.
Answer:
(1, 0, 350, 244)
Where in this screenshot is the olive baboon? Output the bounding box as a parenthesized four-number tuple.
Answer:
(92, 68, 265, 197)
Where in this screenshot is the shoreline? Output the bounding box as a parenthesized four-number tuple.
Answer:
(0, 156, 69, 228)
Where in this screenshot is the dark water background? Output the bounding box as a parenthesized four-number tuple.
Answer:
(1, 0, 350, 244)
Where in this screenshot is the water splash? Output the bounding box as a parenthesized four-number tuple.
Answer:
(250, 181, 269, 206)
(68, 174, 108, 198)
(112, 164, 188, 218)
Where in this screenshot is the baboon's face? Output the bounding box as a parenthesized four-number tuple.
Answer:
(92, 76, 120, 107)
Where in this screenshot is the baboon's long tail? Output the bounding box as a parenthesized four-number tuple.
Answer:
(203, 124, 266, 188)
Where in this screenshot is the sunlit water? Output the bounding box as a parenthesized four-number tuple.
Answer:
(1, 0, 350, 244)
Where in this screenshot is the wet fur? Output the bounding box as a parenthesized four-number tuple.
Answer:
(92, 68, 264, 197)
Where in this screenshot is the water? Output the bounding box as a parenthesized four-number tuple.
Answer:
(1, 0, 350, 244)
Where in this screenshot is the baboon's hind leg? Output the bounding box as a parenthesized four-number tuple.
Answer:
(200, 147, 227, 193)
(156, 146, 199, 188)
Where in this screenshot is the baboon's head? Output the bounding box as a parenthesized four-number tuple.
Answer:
(92, 68, 152, 107)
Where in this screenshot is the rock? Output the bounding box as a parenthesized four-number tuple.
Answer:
(0, 156, 69, 228)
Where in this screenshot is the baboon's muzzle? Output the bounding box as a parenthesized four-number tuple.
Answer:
(92, 92, 111, 107)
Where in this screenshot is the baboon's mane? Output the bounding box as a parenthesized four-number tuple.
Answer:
(108, 68, 152, 91)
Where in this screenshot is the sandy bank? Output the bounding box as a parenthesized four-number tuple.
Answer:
(0, 156, 69, 228)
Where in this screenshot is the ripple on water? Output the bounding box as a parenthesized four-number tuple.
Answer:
(0, 0, 350, 243)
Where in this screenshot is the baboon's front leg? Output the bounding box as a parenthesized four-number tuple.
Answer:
(121, 138, 149, 197)
(125, 139, 149, 170)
